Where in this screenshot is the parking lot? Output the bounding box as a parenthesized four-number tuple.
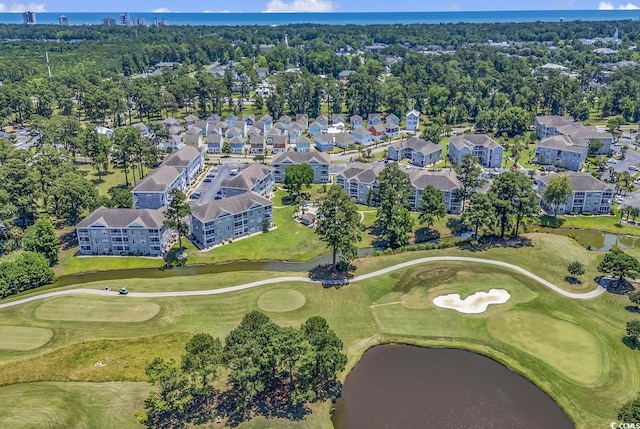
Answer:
(189, 163, 243, 205)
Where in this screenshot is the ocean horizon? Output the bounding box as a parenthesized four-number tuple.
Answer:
(2, 10, 640, 26)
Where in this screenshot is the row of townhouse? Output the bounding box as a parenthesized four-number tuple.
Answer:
(335, 162, 464, 213)
(533, 115, 613, 171)
(132, 145, 205, 209)
(535, 172, 614, 214)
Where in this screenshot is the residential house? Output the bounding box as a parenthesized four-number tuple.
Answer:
(350, 115, 363, 129)
(190, 192, 273, 249)
(335, 162, 384, 204)
(243, 114, 255, 127)
(384, 121, 400, 138)
(272, 152, 330, 183)
(194, 120, 208, 134)
(220, 163, 274, 198)
(536, 172, 613, 214)
(249, 135, 265, 155)
(295, 136, 311, 152)
(75, 207, 171, 256)
(260, 114, 273, 130)
(279, 115, 293, 127)
(338, 70, 356, 81)
(408, 170, 462, 213)
(206, 114, 221, 124)
(405, 110, 421, 131)
(315, 133, 334, 152)
(448, 134, 504, 168)
(332, 114, 346, 126)
(352, 128, 373, 146)
(232, 120, 247, 137)
(229, 136, 246, 155)
(256, 67, 269, 78)
(253, 121, 267, 135)
(334, 132, 355, 149)
(207, 134, 224, 154)
(247, 126, 263, 137)
(296, 114, 309, 130)
(367, 114, 382, 126)
(316, 115, 329, 131)
(273, 122, 288, 135)
(287, 124, 302, 144)
(386, 113, 400, 126)
(226, 127, 243, 140)
(95, 126, 113, 137)
(533, 135, 588, 171)
(132, 165, 183, 209)
(388, 137, 442, 167)
(184, 129, 204, 148)
(162, 117, 181, 129)
(184, 114, 199, 128)
(309, 121, 323, 138)
(207, 121, 226, 137)
(271, 135, 288, 153)
(225, 115, 239, 129)
(266, 128, 283, 145)
(368, 123, 387, 142)
(132, 122, 153, 139)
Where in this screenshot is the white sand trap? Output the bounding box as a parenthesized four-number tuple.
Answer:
(433, 289, 510, 314)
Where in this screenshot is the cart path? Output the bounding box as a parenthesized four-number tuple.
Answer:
(0, 256, 606, 310)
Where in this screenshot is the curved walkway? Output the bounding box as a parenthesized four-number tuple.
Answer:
(0, 257, 605, 310)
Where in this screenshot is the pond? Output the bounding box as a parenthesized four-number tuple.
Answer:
(332, 345, 573, 429)
(537, 227, 640, 251)
(52, 248, 376, 288)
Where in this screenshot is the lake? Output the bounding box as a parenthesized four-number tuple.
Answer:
(332, 345, 573, 429)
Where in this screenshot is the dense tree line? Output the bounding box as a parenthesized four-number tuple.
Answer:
(0, 250, 55, 298)
(140, 312, 346, 428)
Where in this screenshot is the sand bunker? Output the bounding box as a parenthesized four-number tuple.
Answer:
(433, 289, 510, 314)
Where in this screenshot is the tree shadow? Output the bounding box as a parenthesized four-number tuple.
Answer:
(564, 276, 582, 285)
(598, 277, 636, 295)
(625, 305, 640, 313)
(622, 336, 640, 350)
(457, 236, 533, 252)
(539, 216, 566, 228)
(59, 230, 78, 250)
(414, 227, 440, 244)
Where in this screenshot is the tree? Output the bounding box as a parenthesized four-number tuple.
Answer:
(164, 188, 191, 251)
(625, 320, 640, 346)
(628, 291, 640, 308)
(567, 261, 585, 280)
(588, 139, 604, 157)
(301, 316, 346, 398)
(107, 186, 133, 208)
(315, 185, 362, 271)
(598, 249, 640, 285)
(181, 333, 223, 395)
(222, 141, 232, 156)
(21, 216, 59, 266)
(368, 163, 415, 249)
(489, 171, 538, 238)
(51, 172, 98, 225)
(454, 154, 485, 212)
(618, 393, 640, 421)
(462, 192, 495, 237)
(112, 126, 141, 187)
(0, 251, 55, 298)
(140, 357, 192, 428)
(419, 185, 446, 229)
(284, 164, 314, 198)
(542, 175, 573, 217)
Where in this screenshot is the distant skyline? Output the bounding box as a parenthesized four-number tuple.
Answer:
(0, 0, 639, 13)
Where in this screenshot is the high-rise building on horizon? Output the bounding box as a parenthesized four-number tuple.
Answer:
(22, 11, 36, 25)
(101, 16, 116, 26)
(58, 15, 68, 26)
(120, 12, 131, 26)
(134, 17, 146, 27)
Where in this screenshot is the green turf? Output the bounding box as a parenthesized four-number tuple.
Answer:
(0, 382, 148, 429)
(35, 297, 160, 323)
(1, 233, 639, 428)
(488, 311, 603, 384)
(0, 326, 53, 351)
(257, 289, 306, 312)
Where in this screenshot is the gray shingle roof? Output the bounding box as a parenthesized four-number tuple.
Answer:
(536, 135, 587, 153)
(221, 164, 271, 191)
(450, 134, 502, 150)
(409, 170, 461, 191)
(538, 172, 612, 192)
(162, 146, 202, 168)
(76, 206, 165, 228)
(535, 115, 573, 128)
(272, 151, 330, 164)
(132, 165, 182, 192)
(391, 137, 440, 153)
(191, 191, 272, 222)
(337, 162, 384, 184)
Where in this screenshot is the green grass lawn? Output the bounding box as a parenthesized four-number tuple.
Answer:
(535, 211, 640, 236)
(77, 164, 132, 197)
(0, 233, 637, 428)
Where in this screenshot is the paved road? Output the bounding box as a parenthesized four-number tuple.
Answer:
(0, 256, 606, 310)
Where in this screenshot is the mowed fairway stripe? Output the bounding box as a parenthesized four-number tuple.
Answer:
(0, 257, 606, 311)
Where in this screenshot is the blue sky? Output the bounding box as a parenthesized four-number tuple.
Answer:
(0, 0, 638, 13)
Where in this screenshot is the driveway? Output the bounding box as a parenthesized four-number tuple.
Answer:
(189, 163, 240, 205)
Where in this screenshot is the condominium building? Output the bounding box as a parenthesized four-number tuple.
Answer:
(388, 137, 442, 167)
(220, 164, 274, 198)
(75, 207, 171, 256)
(272, 152, 330, 184)
(190, 192, 273, 249)
(534, 135, 588, 171)
(448, 134, 503, 168)
(535, 172, 613, 214)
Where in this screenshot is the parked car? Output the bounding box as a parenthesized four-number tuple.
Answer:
(230, 168, 239, 176)
(191, 192, 201, 199)
(210, 167, 219, 172)
(119, 288, 128, 295)
(608, 159, 618, 164)
(203, 178, 212, 182)
(630, 165, 639, 171)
